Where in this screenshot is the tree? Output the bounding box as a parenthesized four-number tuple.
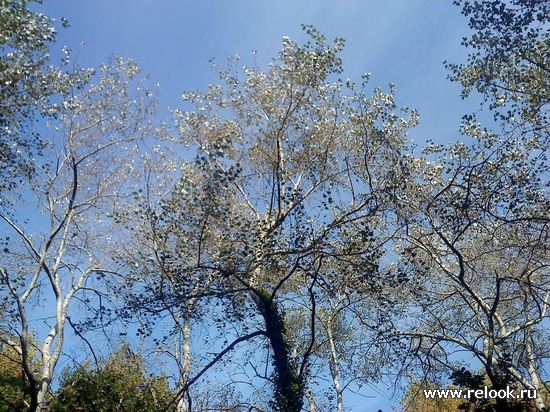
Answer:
(393, 130, 549, 410)
(50, 344, 176, 412)
(390, 1, 549, 410)
(0, 54, 157, 411)
(122, 25, 418, 411)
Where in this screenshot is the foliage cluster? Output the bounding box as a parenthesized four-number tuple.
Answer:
(0, 0, 548, 411)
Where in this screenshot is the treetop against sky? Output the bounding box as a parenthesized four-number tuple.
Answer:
(36, 0, 475, 147)
(2, 1, 547, 411)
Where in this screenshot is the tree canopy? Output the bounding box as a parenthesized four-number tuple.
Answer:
(0, 0, 548, 411)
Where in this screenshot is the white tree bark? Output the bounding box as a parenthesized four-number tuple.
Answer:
(0, 57, 157, 411)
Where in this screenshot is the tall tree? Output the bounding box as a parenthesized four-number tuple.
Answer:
(395, 123, 549, 411)
(0, 54, 157, 411)
(392, 1, 549, 410)
(124, 25, 418, 411)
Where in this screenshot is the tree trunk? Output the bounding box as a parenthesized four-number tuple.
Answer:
(253, 288, 304, 412)
(176, 310, 192, 412)
(36, 379, 52, 412)
(326, 317, 344, 412)
(36, 331, 57, 412)
(525, 325, 547, 411)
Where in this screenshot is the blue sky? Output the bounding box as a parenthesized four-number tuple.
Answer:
(40, 0, 477, 148)
(33, 1, 482, 410)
